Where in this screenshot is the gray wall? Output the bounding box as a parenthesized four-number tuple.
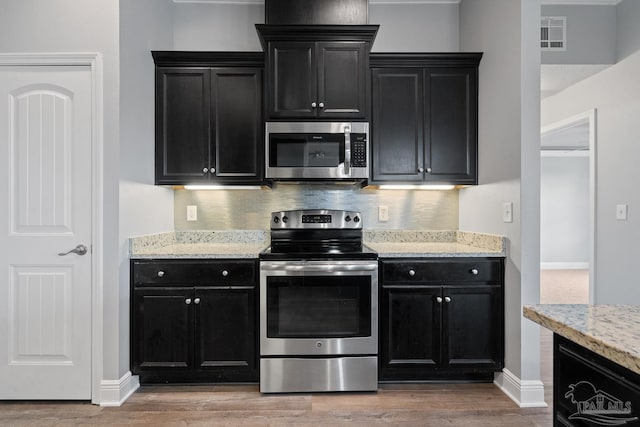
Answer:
(0, 0, 123, 389)
(540, 155, 589, 266)
(173, 3, 264, 50)
(175, 186, 459, 231)
(542, 48, 640, 304)
(541, 5, 616, 65)
(617, 0, 640, 61)
(119, 0, 175, 379)
(459, 0, 542, 401)
(369, 3, 459, 52)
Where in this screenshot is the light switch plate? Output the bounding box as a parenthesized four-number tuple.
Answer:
(503, 202, 513, 223)
(616, 204, 628, 221)
(187, 205, 198, 221)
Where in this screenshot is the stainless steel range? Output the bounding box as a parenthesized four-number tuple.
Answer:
(259, 209, 378, 393)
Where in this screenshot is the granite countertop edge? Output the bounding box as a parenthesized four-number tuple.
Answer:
(129, 230, 506, 259)
(524, 304, 640, 375)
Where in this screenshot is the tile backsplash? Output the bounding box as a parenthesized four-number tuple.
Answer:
(174, 184, 459, 230)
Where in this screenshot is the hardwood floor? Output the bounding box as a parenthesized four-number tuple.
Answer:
(0, 270, 588, 426)
(0, 383, 552, 426)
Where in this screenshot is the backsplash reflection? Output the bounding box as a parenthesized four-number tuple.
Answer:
(174, 184, 459, 230)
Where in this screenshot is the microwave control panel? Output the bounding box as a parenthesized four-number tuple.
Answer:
(351, 134, 367, 167)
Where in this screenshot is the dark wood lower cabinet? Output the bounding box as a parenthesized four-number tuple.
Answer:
(379, 258, 504, 382)
(131, 260, 258, 383)
(554, 335, 640, 426)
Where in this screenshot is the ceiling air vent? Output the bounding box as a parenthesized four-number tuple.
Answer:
(541, 16, 566, 51)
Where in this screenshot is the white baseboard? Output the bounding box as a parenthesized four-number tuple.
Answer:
(494, 369, 547, 408)
(540, 262, 589, 270)
(97, 372, 140, 407)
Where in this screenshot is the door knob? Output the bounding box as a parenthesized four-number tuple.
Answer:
(58, 244, 88, 256)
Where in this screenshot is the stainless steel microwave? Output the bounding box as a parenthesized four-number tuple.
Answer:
(265, 122, 369, 181)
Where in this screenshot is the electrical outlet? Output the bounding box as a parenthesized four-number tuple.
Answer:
(503, 202, 513, 223)
(187, 205, 198, 221)
(616, 204, 628, 221)
(378, 205, 389, 222)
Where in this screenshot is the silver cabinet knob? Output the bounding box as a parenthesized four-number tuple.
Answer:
(319, 102, 324, 108)
(408, 269, 416, 277)
(157, 270, 165, 278)
(445, 296, 452, 303)
(58, 244, 88, 256)
(436, 296, 443, 303)
(471, 268, 479, 275)
(311, 102, 317, 108)
(418, 167, 424, 173)
(202, 167, 209, 173)
(426, 168, 432, 173)
(222, 270, 229, 277)
(210, 167, 215, 174)
(185, 298, 192, 305)
(194, 298, 201, 305)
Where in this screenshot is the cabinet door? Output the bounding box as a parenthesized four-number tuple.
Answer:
(195, 286, 257, 381)
(212, 69, 263, 181)
(132, 288, 194, 372)
(317, 42, 368, 119)
(424, 67, 477, 184)
(380, 285, 441, 380)
(267, 42, 316, 118)
(442, 285, 503, 370)
(371, 68, 424, 182)
(155, 67, 211, 185)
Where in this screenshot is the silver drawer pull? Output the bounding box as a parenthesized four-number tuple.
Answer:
(222, 270, 229, 277)
(157, 270, 165, 278)
(470, 268, 479, 275)
(436, 296, 443, 303)
(185, 298, 192, 305)
(445, 296, 452, 303)
(194, 298, 201, 305)
(408, 269, 416, 277)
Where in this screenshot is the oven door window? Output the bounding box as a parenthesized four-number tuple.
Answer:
(269, 133, 344, 167)
(266, 275, 371, 338)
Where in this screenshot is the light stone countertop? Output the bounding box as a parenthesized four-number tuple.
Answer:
(129, 231, 268, 259)
(524, 304, 640, 375)
(129, 230, 505, 259)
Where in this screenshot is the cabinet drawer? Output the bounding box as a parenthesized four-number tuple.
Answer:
(381, 258, 502, 283)
(132, 260, 256, 286)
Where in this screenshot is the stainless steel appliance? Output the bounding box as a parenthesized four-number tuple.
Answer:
(265, 122, 369, 181)
(259, 209, 378, 393)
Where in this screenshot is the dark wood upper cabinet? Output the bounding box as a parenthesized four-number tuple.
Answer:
(370, 53, 481, 185)
(257, 25, 377, 121)
(153, 52, 264, 185)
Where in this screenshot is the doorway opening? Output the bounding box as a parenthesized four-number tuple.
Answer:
(540, 109, 596, 305)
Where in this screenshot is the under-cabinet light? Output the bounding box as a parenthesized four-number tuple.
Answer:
(183, 185, 265, 190)
(377, 184, 456, 190)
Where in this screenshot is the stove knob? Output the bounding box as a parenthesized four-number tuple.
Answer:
(282, 216, 288, 223)
(353, 216, 360, 223)
(345, 215, 351, 222)
(273, 216, 280, 224)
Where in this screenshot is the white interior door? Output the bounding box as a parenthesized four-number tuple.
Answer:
(0, 65, 92, 399)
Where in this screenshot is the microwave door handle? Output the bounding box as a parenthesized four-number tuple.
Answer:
(344, 126, 351, 175)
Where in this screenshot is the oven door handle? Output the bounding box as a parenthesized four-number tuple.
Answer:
(260, 262, 378, 273)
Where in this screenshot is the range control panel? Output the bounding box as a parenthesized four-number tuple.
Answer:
(271, 209, 362, 229)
